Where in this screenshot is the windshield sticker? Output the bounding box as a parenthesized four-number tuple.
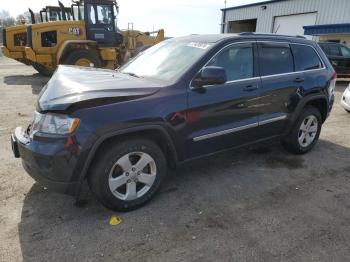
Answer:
(187, 42, 211, 49)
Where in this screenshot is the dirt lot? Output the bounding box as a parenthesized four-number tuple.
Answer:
(0, 55, 350, 262)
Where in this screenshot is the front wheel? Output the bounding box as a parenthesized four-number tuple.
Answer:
(282, 106, 322, 154)
(88, 139, 167, 211)
(63, 49, 102, 68)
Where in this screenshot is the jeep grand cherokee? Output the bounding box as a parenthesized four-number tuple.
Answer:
(11, 33, 336, 211)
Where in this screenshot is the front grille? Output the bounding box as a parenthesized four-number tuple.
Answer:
(2, 28, 6, 47)
(26, 25, 32, 47)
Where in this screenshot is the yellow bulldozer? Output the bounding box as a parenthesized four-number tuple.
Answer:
(1, 2, 75, 70)
(1, 0, 164, 76)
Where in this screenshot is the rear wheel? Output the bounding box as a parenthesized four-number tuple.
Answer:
(63, 49, 102, 68)
(282, 106, 322, 154)
(32, 63, 53, 77)
(88, 139, 167, 211)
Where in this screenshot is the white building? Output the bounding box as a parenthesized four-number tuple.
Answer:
(221, 0, 350, 46)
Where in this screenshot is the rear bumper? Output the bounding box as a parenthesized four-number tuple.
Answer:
(11, 127, 80, 196)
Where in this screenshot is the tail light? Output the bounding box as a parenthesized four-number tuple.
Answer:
(329, 72, 337, 98)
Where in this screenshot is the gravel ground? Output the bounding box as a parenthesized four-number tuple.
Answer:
(0, 56, 350, 262)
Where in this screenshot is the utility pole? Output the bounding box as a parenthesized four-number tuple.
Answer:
(220, 0, 227, 33)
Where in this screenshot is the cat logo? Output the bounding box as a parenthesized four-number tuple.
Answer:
(68, 27, 81, 36)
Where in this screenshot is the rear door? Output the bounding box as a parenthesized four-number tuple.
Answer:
(257, 42, 303, 137)
(291, 43, 326, 90)
(186, 42, 262, 158)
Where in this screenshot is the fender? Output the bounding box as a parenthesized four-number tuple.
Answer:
(78, 124, 178, 184)
(284, 93, 329, 134)
(56, 40, 97, 63)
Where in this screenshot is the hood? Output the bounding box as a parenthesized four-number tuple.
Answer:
(38, 65, 163, 111)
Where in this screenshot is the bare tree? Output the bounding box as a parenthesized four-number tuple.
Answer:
(16, 11, 32, 24)
(0, 10, 15, 27)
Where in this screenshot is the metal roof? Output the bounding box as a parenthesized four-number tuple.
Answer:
(304, 23, 350, 35)
(221, 0, 288, 11)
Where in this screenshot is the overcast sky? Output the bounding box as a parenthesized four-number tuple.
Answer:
(1, 0, 266, 36)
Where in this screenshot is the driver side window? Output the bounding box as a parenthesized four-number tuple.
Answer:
(96, 5, 113, 25)
(87, 5, 96, 24)
(208, 44, 254, 81)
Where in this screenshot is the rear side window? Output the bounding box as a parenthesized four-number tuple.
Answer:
(259, 43, 293, 76)
(291, 44, 322, 71)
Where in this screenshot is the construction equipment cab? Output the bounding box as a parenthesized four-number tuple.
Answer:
(24, 0, 164, 76)
(40, 4, 74, 22)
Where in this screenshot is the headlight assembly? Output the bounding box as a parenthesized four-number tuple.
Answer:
(30, 112, 80, 137)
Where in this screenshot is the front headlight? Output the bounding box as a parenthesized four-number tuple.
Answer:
(31, 112, 80, 136)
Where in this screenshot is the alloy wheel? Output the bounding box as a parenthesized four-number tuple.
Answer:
(298, 115, 318, 147)
(108, 152, 157, 201)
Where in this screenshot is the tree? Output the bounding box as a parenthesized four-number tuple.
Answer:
(0, 10, 15, 27)
(16, 11, 32, 24)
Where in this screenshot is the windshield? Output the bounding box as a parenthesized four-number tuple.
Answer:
(120, 40, 213, 82)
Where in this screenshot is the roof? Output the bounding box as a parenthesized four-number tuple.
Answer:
(172, 34, 238, 43)
(304, 23, 350, 35)
(221, 0, 288, 11)
(171, 33, 312, 44)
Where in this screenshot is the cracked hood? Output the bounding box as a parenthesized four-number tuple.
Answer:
(38, 65, 163, 111)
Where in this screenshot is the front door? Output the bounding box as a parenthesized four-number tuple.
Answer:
(85, 3, 117, 46)
(186, 42, 263, 159)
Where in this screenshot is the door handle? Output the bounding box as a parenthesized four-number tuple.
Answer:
(294, 77, 305, 83)
(243, 85, 258, 92)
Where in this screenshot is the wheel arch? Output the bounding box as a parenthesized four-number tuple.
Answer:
(292, 94, 329, 123)
(57, 40, 98, 64)
(284, 94, 329, 135)
(79, 125, 178, 183)
(304, 97, 328, 123)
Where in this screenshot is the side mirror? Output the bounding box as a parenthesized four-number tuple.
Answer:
(192, 66, 227, 88)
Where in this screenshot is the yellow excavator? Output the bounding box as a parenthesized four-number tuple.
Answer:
(25, 0, 164, 75)
(1, 2, 75, 69)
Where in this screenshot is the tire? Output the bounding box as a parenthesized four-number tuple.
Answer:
(88, 139, 167, 211)
(345, 109, 350, 113)
(282, 106, 322, 154)
(32, 63, 53, 77)
(63, 49, 102, 68)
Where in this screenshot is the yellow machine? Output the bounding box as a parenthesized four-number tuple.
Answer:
(1, 24, 28, 65)
(23, 0, 164, 75)
(1, 2, 74, 68)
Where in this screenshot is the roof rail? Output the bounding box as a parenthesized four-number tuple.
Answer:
(238, 32, 306, 39)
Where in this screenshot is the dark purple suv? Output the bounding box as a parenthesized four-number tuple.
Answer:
(11, 33, 336, 211)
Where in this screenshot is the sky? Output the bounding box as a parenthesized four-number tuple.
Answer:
(1, 0, 266, 36)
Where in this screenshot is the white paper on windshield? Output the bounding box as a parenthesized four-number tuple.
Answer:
(187, 42, 211, 49)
